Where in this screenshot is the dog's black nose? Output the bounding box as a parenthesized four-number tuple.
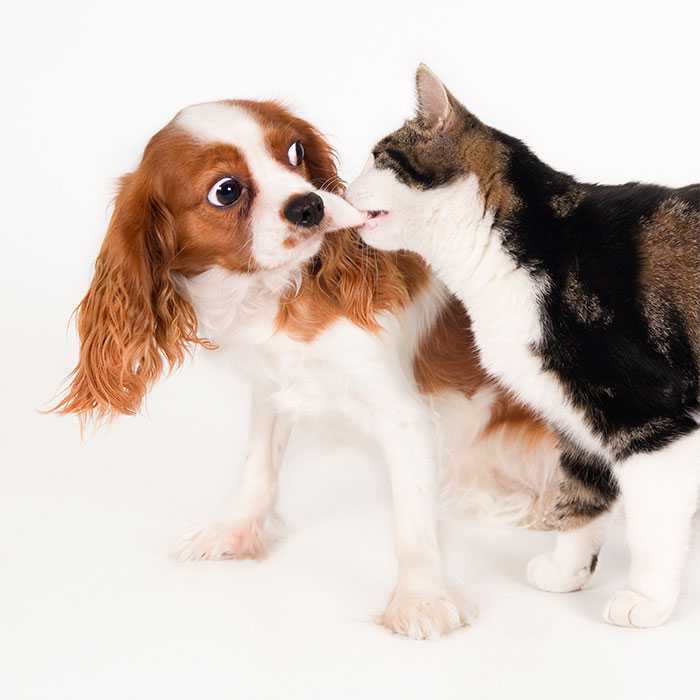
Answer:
(283, 192, 324, 227)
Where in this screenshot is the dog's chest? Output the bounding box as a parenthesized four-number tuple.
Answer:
(257, 325, 376, 415)
(184, 272, 403, 417)
(257, 284, 446, 419)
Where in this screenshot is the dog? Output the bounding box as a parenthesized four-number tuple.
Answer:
(54, 98, 560, 639)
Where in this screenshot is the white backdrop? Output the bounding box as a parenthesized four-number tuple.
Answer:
(2, 2, 699, 699)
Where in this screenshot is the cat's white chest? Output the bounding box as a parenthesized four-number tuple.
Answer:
(453, 241, 606, 458)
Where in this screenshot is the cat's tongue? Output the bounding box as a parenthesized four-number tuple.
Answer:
(362, 210, 389, 229)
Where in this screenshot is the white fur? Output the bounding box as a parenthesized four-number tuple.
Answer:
(605, 430, 700, 627)
(527, 515, 609, 593)
(434, 388, 559, 527)
(179, 387, 290, 560)
(347, 158, 700, 628)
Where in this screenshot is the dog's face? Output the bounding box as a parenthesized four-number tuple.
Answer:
(143, 100, 365, 274)
(54, 100, 365, 420)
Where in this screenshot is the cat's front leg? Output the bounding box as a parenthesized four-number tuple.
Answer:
(604, 429, 700, 628)
(178, 386, 292, 561)
(528, 443, 617, 594)
(373, 403, 473, 639)
(527, 515, 609, 593)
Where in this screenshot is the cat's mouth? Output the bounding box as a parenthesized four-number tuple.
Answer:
(361, 209, 390, 229)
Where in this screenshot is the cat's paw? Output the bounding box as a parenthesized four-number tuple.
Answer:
(603, 589, 674, 628)
(379, 588, 474, 640)
(177, 518, 273, 561)
(526, 552, 594, 593)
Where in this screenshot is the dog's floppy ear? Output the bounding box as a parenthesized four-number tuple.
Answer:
(53, 167, 206, 422)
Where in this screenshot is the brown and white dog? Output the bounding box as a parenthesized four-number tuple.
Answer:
(54, 99, 560, 639)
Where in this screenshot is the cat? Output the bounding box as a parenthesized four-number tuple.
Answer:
(346, 64, 700, 628)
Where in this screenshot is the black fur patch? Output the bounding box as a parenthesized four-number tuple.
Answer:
(494, 132, 700, 460)
(559, 445, 619, 503)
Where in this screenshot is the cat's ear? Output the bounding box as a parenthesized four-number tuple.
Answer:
(415, 64, 453, 131)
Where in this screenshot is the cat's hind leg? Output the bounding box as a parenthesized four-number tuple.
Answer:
(604, 429, 700, 628)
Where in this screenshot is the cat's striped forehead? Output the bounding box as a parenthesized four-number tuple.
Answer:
(370, 112, 520, 218)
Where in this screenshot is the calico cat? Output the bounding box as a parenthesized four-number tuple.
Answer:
(346, 64, 700, 628)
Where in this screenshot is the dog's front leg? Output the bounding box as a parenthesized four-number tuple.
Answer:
(178, 385, 292, 560)
(374, 402, 472, 639)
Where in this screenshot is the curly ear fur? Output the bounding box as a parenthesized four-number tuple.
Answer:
(53, 171, 207, 422)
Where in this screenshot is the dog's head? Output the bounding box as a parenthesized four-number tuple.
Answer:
(54, 100, 365, 421)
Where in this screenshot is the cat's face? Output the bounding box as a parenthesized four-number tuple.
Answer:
(346, 65, 514, 255)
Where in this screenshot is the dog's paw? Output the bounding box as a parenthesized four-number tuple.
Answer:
(526, 552, 594, 593)
(603, 589, 673, 628)
(177, 518, 273, 561)
(379, 588, 474, 640)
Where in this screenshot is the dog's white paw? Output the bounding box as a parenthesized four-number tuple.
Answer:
(603, 589, 673, 628)
(379, 588, 474, 640)
(177, 518, 273, 561)
(526, 552, 594, 593)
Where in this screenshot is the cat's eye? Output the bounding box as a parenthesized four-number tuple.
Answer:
(207, 177, 243, 207)
(288, 141, 304, 167)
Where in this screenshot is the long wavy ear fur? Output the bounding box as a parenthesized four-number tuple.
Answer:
(52, 170, 206, 423)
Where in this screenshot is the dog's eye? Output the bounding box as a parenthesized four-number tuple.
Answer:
(207, 177, 243, 207)
(287, 141, 304, 167)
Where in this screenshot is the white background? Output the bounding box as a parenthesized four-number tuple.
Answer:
(2, 1, 699, 698)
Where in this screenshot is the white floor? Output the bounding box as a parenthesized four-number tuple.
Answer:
(3, 336, 700, 700)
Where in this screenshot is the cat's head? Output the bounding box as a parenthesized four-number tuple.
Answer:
(346, 65, 516, 255)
